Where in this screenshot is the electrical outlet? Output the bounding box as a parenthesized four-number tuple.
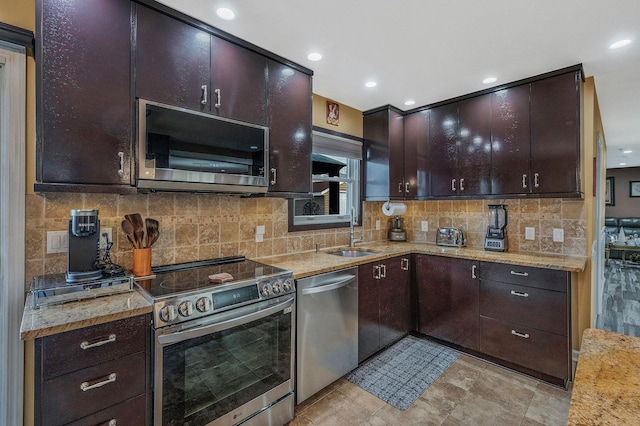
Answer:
(525, 227, 535, 240)
(255, 233, 264, 242)
(553, 228, 564, 242)
(99, 227, 113, 250)
(421, 221, 429, 232)
(375, 220, 380, 230)
(256, 225, 265, 235)
(46, 231, 68, 254)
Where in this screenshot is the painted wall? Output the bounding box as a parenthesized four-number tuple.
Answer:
(312, 94, 363, 137)
(605, 167, 640, 217)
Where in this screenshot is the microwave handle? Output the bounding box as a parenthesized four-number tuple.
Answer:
(270, 168, 277, 185)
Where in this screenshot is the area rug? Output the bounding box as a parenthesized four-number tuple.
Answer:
(347, 336, 458, 410)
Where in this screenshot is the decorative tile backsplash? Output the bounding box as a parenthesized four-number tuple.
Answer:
(24, 193, 585, 290)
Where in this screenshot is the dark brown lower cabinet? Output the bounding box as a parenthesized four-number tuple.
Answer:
(416, 255, 480, 351)
(34, 314, 151, 426)
(358, 256, 411, 363)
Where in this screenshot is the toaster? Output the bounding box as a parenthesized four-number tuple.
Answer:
(436, 227, 466, 247)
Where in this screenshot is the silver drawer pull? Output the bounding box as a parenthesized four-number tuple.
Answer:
(510, 290, 529, 298)
(80, 372, 116, 392)
(80, 334, 116, 350)
(510, 271, 529, 277)
(511, 330, 530, 339)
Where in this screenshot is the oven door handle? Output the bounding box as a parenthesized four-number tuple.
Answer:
(157, 297, 294, 346)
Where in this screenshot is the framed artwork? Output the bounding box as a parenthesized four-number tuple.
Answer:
(605, 177, 615, 206)
(326, 100, 339, 126)
(630, 181, 640, 197)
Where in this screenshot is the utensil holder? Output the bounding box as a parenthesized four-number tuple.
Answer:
(132, 248, 152, 277)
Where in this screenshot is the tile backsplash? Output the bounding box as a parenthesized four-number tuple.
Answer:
(24, 193, 585, 290)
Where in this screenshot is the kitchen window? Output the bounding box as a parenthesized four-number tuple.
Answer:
(288, 129, 362, 231)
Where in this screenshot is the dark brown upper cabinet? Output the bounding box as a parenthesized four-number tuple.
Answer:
(135, 5, 211, 113)
(403, 110, 430, 199)
(530, 71, 581, 195)
(363, 106, 410, 200)
(490, 84, 531, 195)
(429, 102, 459, 196)
(457, 94, 492, 195)
(266, 60, 312, 195)
(36, 0, 133, 191)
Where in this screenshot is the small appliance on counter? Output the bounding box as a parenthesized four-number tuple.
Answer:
(484, 204, 508, 251)
(66, 209, 102, 283)
(436, 227, 466, 247)
(382, 201, 407, 242)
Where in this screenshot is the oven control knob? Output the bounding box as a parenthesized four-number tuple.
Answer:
(272, 280, 282, 294)
(178, 300, 195, 317)
(159, 304, 177, 323)
(283, 278, 293, 292)
(196, 297, 212, 313)
(261, 283, 272, 297)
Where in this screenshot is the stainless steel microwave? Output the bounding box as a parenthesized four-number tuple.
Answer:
(136, 99, 269, 194)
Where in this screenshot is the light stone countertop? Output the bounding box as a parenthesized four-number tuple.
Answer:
(257, 241, 587, 279)
(568, 328, 640, 425)
(20, 290, 152, 340)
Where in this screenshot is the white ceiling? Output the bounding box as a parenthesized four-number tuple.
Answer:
(157, 0, 640, 169)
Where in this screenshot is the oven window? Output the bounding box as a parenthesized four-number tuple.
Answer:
(161, 309, 292, 426)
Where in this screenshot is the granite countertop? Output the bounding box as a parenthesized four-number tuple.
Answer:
(568, 328, 640, 425)
(258, 241, 587, 279)
(20, 290, 152, 340)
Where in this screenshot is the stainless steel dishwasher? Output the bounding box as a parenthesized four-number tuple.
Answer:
(296, 267, 358, 404)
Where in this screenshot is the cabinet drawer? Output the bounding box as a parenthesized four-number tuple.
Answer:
(479, 280, 567, 336)
(41, 352, 146, 426)
(42, 314, 148, 379)
(480, 317, 569, 380)
(479, 262, 567, 292)
(67, 394, 146, 426)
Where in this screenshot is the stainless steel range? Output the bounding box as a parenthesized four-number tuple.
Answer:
(136, 256, 295, 426)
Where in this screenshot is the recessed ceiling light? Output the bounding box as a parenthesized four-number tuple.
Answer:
(307, 52, 322, 61)
(404, 100, 416, 106)
(216, 7, 235, 20)
(483, 77, 497, 84)
(364, 81, 377, 88)
(623, 149, 633, 154)
(619, 162, 628, 166)
(609, 39, 632, 49)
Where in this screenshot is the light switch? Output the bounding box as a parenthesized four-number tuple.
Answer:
(421, 221, 429, 232)
(47, 231, 68, 254)
(256, 225, 265, 235)
(553, 228, 564, 242)
(525, 227, 535, 240)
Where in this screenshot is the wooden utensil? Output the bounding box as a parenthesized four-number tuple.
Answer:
(126, 213, 145, 248)
(145, 218, 160, 248)
(121, 219, 138, 249)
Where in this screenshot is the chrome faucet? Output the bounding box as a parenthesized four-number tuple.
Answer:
(350, 206, 361, 248)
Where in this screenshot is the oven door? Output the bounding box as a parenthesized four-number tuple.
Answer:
(154, 296, 294, 426)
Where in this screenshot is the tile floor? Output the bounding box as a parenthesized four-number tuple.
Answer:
(600, 260, 640, 336)
(288, 353, 572, 426)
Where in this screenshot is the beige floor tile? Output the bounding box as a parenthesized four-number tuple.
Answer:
(482, 363, 540, 392)
(524, 382, 572, 425)
(448, 392, 525, 425)
(359, 415, 389, 426)
(287, 413, 315, 425)
(418, 380, 467, 413)
(338, 381, 387, 413)
(302, 389, 372, 426)
(434, 359, 483, 391)
(375, 397, 449, 426)
(468, 370, 535, 416)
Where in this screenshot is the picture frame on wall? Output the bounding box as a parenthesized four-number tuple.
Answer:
(605, 177, 615, 206)
(630, 181, 640, 197)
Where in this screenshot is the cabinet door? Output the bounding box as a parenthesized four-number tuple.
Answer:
(358, 262, 380, 363)
(491, 85, 531, 194)
(530, 71, 580, 194)
(363, 109, 391, 200)
(266, 60, 312, 194)
(37, 0, 132, 186)
(135, 5, 210, 111)
(457, 95, 491, 195)
(210, 36, 267, 125)
(416, 255, 480, 351)
(387, 109, 406, 199)
(429, 103, 458, 196)
(403, 111, 430, 199)
(379, 257, 411, 348)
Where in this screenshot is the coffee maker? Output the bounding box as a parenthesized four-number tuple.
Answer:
(66, 209, 102, 282)
(388, 216, 407, 242)
(484, 204, 508, 252)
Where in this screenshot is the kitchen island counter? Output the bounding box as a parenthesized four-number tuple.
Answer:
(568, 328, 640, 425)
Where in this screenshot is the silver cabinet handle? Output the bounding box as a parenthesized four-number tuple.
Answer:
(451, 179, 456, 192)
(471, 264, 477, 279)
(214, 88, 221, 108)
(534, 173, 539, 188)
(510, 271, 529, 277)
(460, 178, 465, 191)
(80, 372, 116, 392)
(373, 265, 380, 280)
(398, 182, 403, 193)
(401, 258, 409, 270)
(380, 263, 387, 278)
(510, 290, 529, 297)
(80, 334, 116, 350)
(117, 152, 124, 177)
(522, 174, 527, 188)
(405, 182, 409, 193)
(270, 168, 277, 185)
(511, 330, 530, 339)
(108, 420, 117, 426)
(201, 84, 208, 105)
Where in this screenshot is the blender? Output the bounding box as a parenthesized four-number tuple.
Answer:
(484, 204, 508, 251)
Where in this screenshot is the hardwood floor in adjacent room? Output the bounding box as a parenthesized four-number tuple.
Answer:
(288, 353, 572, 426)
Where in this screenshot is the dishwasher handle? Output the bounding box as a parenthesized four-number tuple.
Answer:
(301, 275, 356, 295)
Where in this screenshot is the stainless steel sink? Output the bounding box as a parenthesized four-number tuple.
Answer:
(327, 249, 378, 257)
